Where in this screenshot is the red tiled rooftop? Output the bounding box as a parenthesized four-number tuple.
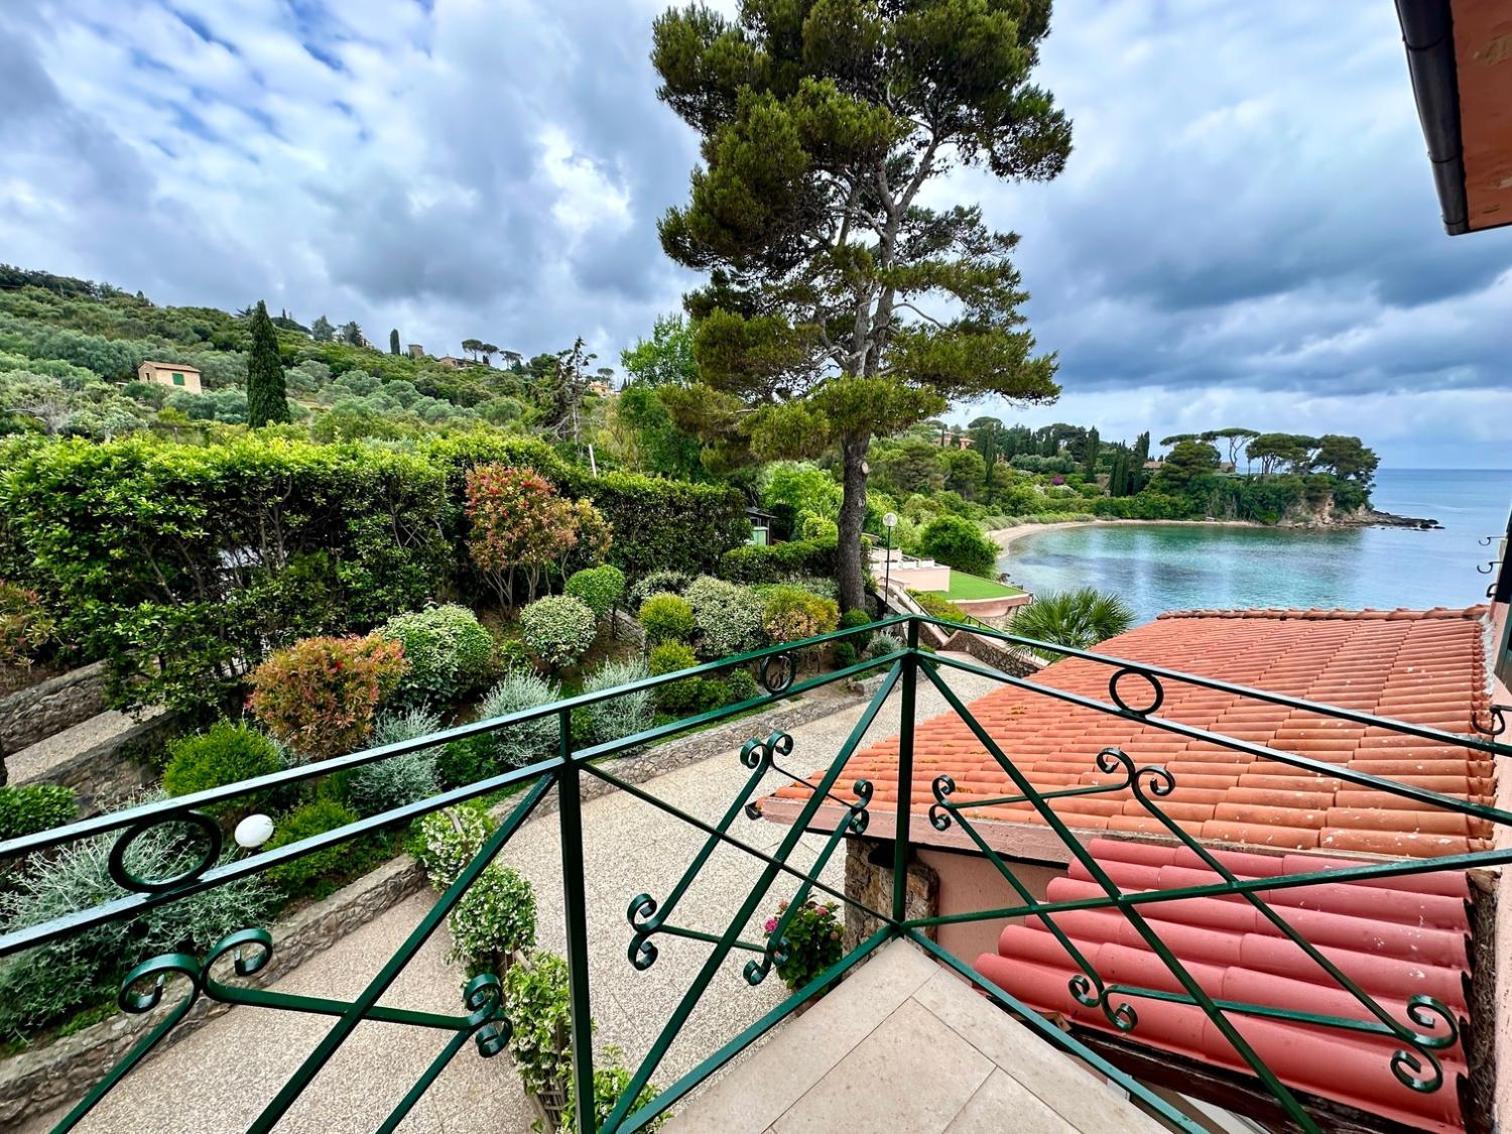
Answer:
(975, 838, 1473, 1133)
(770, 606, 1494, 857)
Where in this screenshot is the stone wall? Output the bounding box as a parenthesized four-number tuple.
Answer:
(0, 662, 108, 773)
(842, 836, 939, 951)
(943, 629, 1046, 677)
(0, 857, 425, 1129)
(534, 688, 856, 820)
(30, 712, 177, 814)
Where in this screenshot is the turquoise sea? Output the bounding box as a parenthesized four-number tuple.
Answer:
(999, 469, 1512, 624)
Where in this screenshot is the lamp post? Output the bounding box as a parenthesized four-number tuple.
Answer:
(883, 512, 898, 598)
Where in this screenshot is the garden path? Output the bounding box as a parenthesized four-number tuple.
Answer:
(24, 665, 1000, 1133)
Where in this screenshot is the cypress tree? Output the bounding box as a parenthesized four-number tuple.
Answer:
(247, 300, 290, 427)
(390, 328, 401, 355)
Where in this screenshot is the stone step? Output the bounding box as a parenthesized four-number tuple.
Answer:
(7, 707, 172, 813)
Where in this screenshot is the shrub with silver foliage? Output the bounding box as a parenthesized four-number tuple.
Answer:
(0, 793, 272, 1037)
(478, 671, 560, 768)
(582, 658, 655, 749)
(346, 708, 443, 816)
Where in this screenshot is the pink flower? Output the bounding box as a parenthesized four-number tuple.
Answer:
(764, 918, 778, 935)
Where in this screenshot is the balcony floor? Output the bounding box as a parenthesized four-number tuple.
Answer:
(667, 938, 1164, 1134)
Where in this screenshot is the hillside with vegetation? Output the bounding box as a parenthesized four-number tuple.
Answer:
(0, 264, 610, 441)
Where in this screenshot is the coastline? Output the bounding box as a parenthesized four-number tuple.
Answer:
(987, 509, 1441, 555)
(987, 518, 1261, 554)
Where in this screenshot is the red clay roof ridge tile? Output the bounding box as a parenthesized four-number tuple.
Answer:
(1155, 606, 1488, 622)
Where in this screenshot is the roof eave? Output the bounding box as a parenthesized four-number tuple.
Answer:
(1396, 0, 1471, 235)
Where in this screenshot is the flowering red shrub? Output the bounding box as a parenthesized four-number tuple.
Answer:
(248, 634, 407, 759)
(0, 582, 54, 669)
(465, 465, 607, 609)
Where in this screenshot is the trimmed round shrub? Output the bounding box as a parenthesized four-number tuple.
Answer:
(437, 735, 496, 792)
(760, 586, 840, 644)
(638, 592, 695, 646)
(648, 640, 697, 678)
(647, 640, 702, 714)
(264, 799, 359, 896)
(684, 576, 764, 658)
(413, 801, 496, 888)
(345, 709, 443, 816)
(917, 515, 998, 578)
(581, 657, 654, 749)
(162, 720, 286, 821)
(249, 634, 408, 760)
(0, 784, 78, 840)
(520, 595, 597, 669)
(565, 565, 626, 620)
(838, 608, 874, 653)
(448, 863, 536, 975)
(627, 569, 690, 609)
(377, 604, 495, 708)
(724, 667, 758, 704)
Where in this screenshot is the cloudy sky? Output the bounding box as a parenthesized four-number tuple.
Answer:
(2, 0, 1509, 467)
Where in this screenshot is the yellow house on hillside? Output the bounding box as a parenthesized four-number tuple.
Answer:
(137, 360, 202, 393)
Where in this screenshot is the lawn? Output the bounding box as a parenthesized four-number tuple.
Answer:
(927, 573, 1023, 602)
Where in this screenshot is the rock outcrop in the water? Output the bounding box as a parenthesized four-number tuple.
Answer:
(1277, 498, 1441, 530)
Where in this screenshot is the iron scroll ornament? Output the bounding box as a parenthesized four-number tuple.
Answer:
(54, 929, 510, 1133)
(626, 731, 793, 972)
(927, 754, 1145, 1033)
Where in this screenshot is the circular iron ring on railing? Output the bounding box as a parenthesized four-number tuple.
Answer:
(759, 652, 796, 695)
(1108, 667, 1165, 717)
(107, 810, 224, 895)
(928, 774, 957, 832)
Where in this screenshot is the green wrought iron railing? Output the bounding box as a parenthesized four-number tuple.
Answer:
(2, 612, 1510, 1133)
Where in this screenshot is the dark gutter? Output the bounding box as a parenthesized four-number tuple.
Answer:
(1395, 0, 1469, 235)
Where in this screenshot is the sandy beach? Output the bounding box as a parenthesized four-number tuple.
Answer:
(986, 517, 1263, 554)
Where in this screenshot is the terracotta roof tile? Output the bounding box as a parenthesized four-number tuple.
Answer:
(768, 606, 1493, 860)
(975, 839, 1472, 1133)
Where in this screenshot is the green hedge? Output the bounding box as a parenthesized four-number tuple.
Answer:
(717, 537, 837, 584)
(0, 433, 751, 713)
(0, 784, 77, 840)
(558, 470, 750, 580)
(420, 436, 750, 580)
(0, 436, 451, 713)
